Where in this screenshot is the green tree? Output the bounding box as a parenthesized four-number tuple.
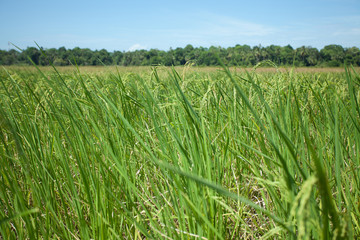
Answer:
(306, 47, 320, 66)
(112, 51, 124, 65)
(24, 47, 41, 65)
(295, 46, 319, 66)
(184, 44, 195, 62)
(163, 48, 174, 66)
(320, 45, 345, 66)
(0, 49, 19, 65)
(280, 45, 295, 65)
(265, 45, 281, 65)
(173, 47, 185, 65)
(344, 47, 360, 66)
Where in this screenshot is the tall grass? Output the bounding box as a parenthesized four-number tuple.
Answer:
(0, 63, 359, 239)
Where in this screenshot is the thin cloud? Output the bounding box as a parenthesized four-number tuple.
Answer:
(135, 13, 278, 49)
(128, 44, 147, 51)
(333, 28, 360, 36)
(201, 15, 277, 37)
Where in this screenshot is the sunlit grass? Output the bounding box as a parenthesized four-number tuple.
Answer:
(0, 64, 359, 239)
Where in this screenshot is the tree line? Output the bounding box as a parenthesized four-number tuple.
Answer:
(1, 44, 359, 67)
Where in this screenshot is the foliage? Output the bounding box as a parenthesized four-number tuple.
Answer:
(1, 44, 360, 67)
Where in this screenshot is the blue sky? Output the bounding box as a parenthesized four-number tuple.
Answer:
(1, 0, 359, 51)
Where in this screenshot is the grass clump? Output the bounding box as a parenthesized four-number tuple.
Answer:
(0, 64, 359, 239)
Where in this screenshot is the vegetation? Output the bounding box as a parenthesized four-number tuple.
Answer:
(1, 44, 360, 67)
(0, 62, 359, 239)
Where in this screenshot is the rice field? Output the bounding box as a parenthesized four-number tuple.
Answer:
(0, 64, 359, 239)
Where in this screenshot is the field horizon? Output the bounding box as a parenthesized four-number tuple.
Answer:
(3, 65, 359, 74)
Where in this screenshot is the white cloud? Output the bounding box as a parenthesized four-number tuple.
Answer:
(128, 43, 147, 51)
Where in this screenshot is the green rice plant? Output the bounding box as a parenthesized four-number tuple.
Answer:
(0, 61, 359, 239)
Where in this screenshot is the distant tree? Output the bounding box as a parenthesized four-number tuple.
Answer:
(0, 44, 359, 67)
(163, 48, 174, 66)
(45, 48, 58, 64)
(344, 47, 360, 66)
(174, 47, 185, 65)
(320, 45, 345, 66)
(184, 44, 195, 62)
(134, 50, 143, 65)
(204, 46, 221, 65)
(280, 45, 295, 65)
(81, 48, 94, 65)
(295, 46, 319, 66)
(195, 47, 208, 66)
(306, 47, 320, 66)
(96, 49, 112, 65)
(70, 47, 84, 65)
(295, 46, 308, 66)
(24, 47, 41, 65)
(122, 52, 133, 66)
(265, 45, 281, 65)
(253, 45, 263, 63)
(112, 51, 124, 65)
(0, 49, 19, 65)
(58, 46, 68, 64)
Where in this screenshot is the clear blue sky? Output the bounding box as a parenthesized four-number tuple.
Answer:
(1, 0, 359, 51)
